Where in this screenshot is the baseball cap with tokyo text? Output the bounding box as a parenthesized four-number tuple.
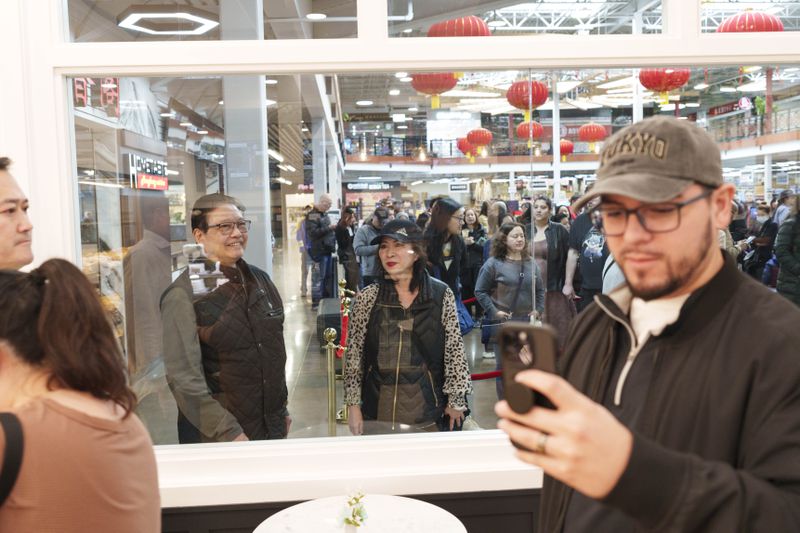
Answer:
(573, 116, 723, 212)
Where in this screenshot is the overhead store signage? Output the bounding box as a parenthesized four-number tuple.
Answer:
(126, 154, 168, 191)
(347, 182, 399, 191)
(73, 77, 120, 118)
(707, 100, 742, 117)
(449, 183, 469, 192)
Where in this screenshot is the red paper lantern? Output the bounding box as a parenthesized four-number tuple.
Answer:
(456, 137, 475, 158)
(516, 121, 544, 148)
(428, 16, 491, 37)
(411, 73, 458, 109)
(467, 128, 493, 148)
(638, 68, 691, 104)
(716, 10, 783, 33)
(506, 80, 549, 121)
(578, 122, 607, 153)
(559, 139, 574, 162)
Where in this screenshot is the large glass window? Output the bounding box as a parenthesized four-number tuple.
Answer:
(66, 0, 357, 42)
(701, 1, 800, 33)
(69, 63, 800, 444)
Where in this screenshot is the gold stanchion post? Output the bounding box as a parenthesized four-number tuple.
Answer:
(324, 327, 339, 436)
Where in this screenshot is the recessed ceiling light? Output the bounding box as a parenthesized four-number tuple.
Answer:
(218, 100, 224, 105)
(197, 130, 209, 135)
(389, 89, 400, 96)
(117, 7, 219, 36)
(356, 100, 373, 106)
(306, 13, 327, 20)
(400, 77, 413, 83)
(265, 79, 278, 85)
(397, 125, 408, 129)
(395, 72, 408, 78)
(487, 20, 506, 28)
(402, 28, 413, 34)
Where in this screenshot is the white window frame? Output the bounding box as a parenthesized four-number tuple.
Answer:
(2, 0, 799, 506)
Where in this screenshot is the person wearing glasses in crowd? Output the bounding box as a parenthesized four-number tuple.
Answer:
(161, 194, 289, 443)
(424, 197, 467, 297)
(496, 116, 800, 532)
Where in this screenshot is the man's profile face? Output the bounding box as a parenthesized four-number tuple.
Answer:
(193, 205, 248, 267)
(0, 171, 33, 270)
(604, 184, 722, 301)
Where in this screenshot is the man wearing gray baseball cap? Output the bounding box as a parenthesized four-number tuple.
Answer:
(496, 116, 800, 532)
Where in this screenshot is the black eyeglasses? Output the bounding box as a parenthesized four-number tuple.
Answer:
(451, 215, 465, 223)
(207, 219, 251, 235)
(595, 189, 713, 237)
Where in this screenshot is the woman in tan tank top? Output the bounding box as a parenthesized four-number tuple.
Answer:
(0, 259, 160, 532)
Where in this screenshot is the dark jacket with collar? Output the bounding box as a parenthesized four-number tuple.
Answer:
(527, 221, 570, 292)
(161, 259, 288, 442)
(775, 217, 800, 306)
(540, 253, 800, 532)
(305, 207, 336, 260)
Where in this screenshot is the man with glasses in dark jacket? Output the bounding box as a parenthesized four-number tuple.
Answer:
(496, 116, 800, 532)
(161, 193, 289, 443)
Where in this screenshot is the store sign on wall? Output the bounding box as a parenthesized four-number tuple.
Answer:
(707, 100, 743, 117)
(346, 182, 398, 191)
(127, 154, 168, 191)
(73, 77, 120, 118)
(449, 183, 469, 192)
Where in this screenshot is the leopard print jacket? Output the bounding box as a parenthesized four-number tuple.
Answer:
(343, 283, 473, 410)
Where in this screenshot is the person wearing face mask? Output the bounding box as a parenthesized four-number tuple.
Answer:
(743, 204, 778, 281)
(344, 219, 472, 435)
(160, 194, 289, 443)
(474, 222, 544, 396)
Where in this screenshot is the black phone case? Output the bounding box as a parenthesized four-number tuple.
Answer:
(499, 323, 558, 414)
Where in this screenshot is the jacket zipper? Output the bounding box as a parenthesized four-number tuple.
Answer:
(391, 309, 408, 430)
(427, 370, 439, 407)
(594, 297, 638, 406)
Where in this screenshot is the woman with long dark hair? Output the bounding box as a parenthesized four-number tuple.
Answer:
(474, 223, 544, 398)
(530, 196, 575, 348)
(344, 220, 472, 434)
(461, 207, 487, 319)
(0, 259, 159, 532)
(424, 197, 467, 297)
(335, 207, 360, 292)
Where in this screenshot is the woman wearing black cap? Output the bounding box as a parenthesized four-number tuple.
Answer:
(343, 219, 473, 435)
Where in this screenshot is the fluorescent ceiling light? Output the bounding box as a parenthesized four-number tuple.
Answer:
(693, 83, 709, 90)
(179, 121, 192, 127)
(356, 100, 373, 106)
(400, 77, 413, 83)
(301, 127, 309, 132)
(684, 102, 701, 108)
(117, 8, 219, 36)
(218, 100, 224, 105)
(719, 86, 737, 93)
(285, 164, 297, 172)
(395, 72, 408, 78)
(160, 112, 175, 117)
(359, 176, 381, 180)
(78, 180, 123, 189)
(742, 66, 762, 73)
(196, 129, 209, 135)
(265, 79, 278, 85)
(557, 81, 582, 93)
(392, 113, 407, 122)
(267, 149, 285, 162)
(408, 107, 418, 112)
(166, 169, 179, 176)
(441, 89, 500, 98)
(738, 81, 767, 92)
(306, 13, 327, 20)
(784, 67, 799, 73)
(410, 180, 423, 186)
(397, 125, 408, 129)
(101, 82, 117, 89)
(487, 20, 507, 28)
(403, 28, 413, 34)
(389, 89, 400, 96)
(265, 99, 277, 106)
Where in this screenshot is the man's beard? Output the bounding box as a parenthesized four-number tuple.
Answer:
(624, 225, 714, 301)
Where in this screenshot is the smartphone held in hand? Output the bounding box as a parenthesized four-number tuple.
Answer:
(499, 323, 558, 414)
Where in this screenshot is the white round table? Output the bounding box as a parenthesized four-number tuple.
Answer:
(253, 494, 467, 533)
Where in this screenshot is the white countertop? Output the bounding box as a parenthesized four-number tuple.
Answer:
(155, 430, 543, 508)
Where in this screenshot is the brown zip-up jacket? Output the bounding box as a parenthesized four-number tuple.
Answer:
(540, 253, 800, 532)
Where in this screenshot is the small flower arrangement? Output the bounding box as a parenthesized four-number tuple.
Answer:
(341, 492, 367, 528)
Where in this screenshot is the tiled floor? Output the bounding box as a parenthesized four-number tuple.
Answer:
(140, 248, 501, 444)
